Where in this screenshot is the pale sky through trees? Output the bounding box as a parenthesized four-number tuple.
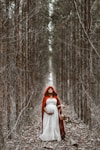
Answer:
(48, 0, 54, 52)
(47, 0, 55, 87)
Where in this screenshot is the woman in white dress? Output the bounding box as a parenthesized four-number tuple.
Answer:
(39, 86, 65, 141)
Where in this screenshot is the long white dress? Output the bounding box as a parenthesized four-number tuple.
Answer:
(40, 97, 61, 141)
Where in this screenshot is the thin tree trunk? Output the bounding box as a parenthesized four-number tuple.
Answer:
(0, 1, 4, 148)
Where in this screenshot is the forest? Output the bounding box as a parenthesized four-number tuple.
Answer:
(0, 0, 100, 149)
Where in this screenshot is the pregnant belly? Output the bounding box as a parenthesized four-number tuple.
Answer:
(46, 104, 56, 113)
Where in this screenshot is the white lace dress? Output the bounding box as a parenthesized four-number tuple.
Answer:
(40, 98, 61, 141)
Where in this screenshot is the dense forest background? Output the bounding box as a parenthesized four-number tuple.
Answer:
(0, 0, 100, 149)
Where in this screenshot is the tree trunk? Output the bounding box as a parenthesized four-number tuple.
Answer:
(0, 1, 4, 148)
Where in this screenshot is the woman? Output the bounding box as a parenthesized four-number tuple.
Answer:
(39, 86, 65, 142)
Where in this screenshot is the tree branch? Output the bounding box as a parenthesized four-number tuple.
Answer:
(73, 0, 100, 59)
(5, 89, 34, 140)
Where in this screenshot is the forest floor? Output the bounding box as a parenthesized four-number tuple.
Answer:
(6, 101, 100, 150)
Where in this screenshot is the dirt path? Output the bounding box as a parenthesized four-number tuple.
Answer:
(6, 101, 100, 150)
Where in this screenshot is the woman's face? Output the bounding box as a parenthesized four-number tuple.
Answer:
(48, 88, 53, 94)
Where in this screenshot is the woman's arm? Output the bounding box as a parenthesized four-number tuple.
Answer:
(58, 104, 65, 109)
